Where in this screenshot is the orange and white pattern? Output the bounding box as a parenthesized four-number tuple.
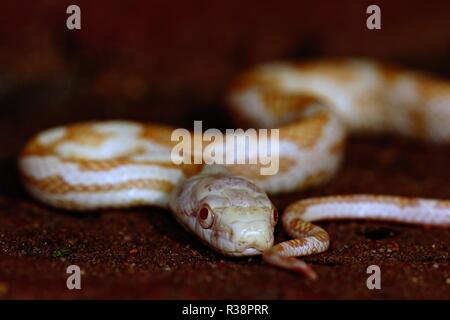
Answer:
(19, 59, 450, 278)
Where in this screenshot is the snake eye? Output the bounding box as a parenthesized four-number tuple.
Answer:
(199, 207, 209, 220)
(198, 206, 214, 229)
(272, 208, 279, 224)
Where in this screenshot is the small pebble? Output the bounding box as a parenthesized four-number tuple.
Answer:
(387, 242, 400, 252)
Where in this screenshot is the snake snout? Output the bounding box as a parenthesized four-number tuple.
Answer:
(233, 221, 274, 255)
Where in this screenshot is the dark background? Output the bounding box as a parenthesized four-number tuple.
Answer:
(0, 0, 449, 299)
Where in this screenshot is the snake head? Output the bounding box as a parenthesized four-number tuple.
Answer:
(170, 173, 277, 257)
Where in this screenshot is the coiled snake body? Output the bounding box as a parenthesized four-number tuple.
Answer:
(19, 59, 450, 279)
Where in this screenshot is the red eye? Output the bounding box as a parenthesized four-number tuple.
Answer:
(273, 208, 279, 223)
(198, 206, 214, 229)
(199, 207, 209, 220)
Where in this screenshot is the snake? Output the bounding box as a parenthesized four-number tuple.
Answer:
(18, 58, 450, 279)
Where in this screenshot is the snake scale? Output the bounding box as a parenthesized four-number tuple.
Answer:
(19, 59, 450, 279)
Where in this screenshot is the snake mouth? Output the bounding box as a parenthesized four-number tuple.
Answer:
(241, 247, 263, 256)
(217, 246, 264, 257)
(213, 232, 273, 257)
